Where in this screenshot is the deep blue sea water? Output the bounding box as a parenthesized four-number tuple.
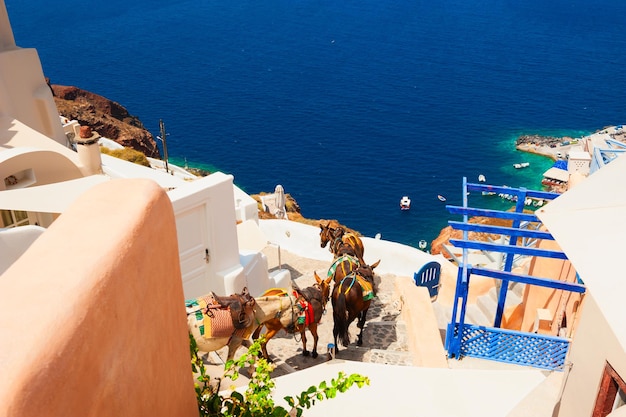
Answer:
(5, 0, 626, 249)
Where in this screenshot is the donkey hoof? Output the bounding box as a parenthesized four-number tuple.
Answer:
(312, 351, 318, 359)
(302, 350, 310, 357)
(357, 339, 363, 346)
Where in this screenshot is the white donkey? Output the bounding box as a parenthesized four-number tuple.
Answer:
(187, 289, 296, 361)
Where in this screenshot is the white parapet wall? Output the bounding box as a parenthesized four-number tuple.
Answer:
(0, 225, 46, 274)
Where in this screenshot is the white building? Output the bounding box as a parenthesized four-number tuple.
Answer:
(0, 4, 288, 298)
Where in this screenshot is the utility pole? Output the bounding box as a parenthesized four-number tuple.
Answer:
(158, 119, 169, 174)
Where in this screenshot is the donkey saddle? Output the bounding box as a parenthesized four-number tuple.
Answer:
(205, 287, 256, 329)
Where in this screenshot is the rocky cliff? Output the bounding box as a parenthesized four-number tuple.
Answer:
(49, 81, 160, 158)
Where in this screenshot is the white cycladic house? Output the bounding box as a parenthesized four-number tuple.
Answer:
(0, 2, 289, 298)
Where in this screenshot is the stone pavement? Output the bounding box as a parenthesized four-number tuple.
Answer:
(203, 246, 415, 383)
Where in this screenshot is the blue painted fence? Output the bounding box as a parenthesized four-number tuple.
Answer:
(443, 178, 586, 371)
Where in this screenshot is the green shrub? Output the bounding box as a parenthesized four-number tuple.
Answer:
(190, 334, 369, 417)
(100, 146, 151, 167)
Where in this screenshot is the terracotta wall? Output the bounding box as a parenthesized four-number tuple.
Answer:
(0, 179, 197, 417)
(519, 239, 582, 335)
(395, 276, 448, 368)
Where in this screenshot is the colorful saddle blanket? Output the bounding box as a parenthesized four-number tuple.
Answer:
(327, 254, 360, 279)
(185, 292, 254, 339)
(339, 273, 375, 301)
(294, 289, 317, 327)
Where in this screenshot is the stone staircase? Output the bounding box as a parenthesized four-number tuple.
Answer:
(340, 290, 413, 366)
(433, 281, 526, 333)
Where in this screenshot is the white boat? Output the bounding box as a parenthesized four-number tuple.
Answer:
(437, 194, 446, 202)
(400, 196, 411, 210)
(478, 174, 486, 182)
(513, 162, 530, 169)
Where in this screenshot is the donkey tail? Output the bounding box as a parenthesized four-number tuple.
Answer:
(334, 292, 351, 347)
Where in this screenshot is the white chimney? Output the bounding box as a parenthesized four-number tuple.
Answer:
(75, 126, 103, 176)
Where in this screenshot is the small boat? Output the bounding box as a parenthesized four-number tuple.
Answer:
(513, 162, 530, 169)
(437, 194, 446, 202)
(478, 174, 486, 182)
(400, 196, 411, 210)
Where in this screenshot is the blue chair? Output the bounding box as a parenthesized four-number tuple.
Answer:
(413, 261, 442, 301)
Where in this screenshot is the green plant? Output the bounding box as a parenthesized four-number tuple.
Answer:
(190, 334, 369, 417)
(100, 146, 151, 166)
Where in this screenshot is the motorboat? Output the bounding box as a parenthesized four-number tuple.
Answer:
(400, 196, 411, 210)
(478, 174, 486, 182)
(437, 194, 446, 202)
(513, 162, 530, 169)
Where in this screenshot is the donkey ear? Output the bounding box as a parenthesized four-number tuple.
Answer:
(371, 259, 381, 269)
(314, 271, 322, 283)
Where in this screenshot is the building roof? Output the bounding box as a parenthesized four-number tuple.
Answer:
(101, 154, 185, 189)
(0, 175, 110, 212)
(569, 150, 592, 161)
(536, 153, 626, 349)
(0, 117, 78, 161)
(542, 167, 569, 182)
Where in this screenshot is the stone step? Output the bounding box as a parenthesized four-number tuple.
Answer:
(489, 286, 523, 308)
(326, 319, 412, 366)
(511, 282, 525, 298)
(477, 290, 497, 322)
(364, 320, 407, 352)
(434, 283, 524, 331)
(365, 348, 413, 366)
(505, 287, 522, 307)
(475, 286, 524, 325)
(465, 304, 491, 327)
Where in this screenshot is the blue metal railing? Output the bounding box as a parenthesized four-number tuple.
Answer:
(444, 178, 585, 371)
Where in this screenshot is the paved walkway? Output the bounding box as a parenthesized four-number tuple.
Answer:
(203, 246, 415, 384)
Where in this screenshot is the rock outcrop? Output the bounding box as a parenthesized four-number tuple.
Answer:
(430, 216, 513, 256)
(49, 81, 160, 158)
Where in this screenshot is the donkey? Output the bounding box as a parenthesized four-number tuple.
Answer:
(187, 289, 297, 361)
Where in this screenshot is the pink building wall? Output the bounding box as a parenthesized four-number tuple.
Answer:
(0, 179, 197, 417)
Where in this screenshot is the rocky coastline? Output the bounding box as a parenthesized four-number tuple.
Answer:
(515, 134, 572, 148)
(48, 80, 160, 158)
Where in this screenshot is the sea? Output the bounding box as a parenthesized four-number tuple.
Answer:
(5, 0, 626, 249)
